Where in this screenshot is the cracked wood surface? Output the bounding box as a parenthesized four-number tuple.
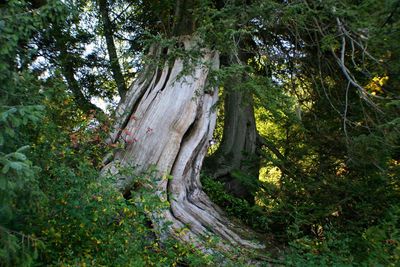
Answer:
(102, 36, 264, 250)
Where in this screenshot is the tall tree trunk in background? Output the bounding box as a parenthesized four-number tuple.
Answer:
(102, 37, 263, 249)
(204, 48, 260, 204)
(98, 0, 127, 100)
(205, 81, 259, 204)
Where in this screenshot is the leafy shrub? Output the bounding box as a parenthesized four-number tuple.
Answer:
(0, 105, 46, 266)
(202, 175, 270, 232)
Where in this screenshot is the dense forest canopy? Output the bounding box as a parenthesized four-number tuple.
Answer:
(1, 0, 400, 266)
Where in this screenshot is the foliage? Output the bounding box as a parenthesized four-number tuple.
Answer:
(1, 0, 400, 266)
(0, 77, 219, 266)
(199, 1, 400, 265)
(0, 1, 64, 265)
(0, 106, 44, 266)
(36, 162, 216, 266)
(202, 175, 270, 231)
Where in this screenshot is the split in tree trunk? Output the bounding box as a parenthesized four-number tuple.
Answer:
(102, 36, 264, 250)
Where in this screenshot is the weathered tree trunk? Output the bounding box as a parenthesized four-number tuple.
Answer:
(102, 37, 263, 249)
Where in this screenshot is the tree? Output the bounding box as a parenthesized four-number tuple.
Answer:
(101, 0, 264, 249)
(98, 0, 127, 100)
(204, 51, 260, 204)
(102, 40, 262, 248)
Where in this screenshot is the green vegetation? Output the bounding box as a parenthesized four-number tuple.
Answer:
(1, 0, 400, 266)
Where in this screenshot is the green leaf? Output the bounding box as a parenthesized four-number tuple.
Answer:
(35, 105, 45, 111)
(2, 164, 10, 174)
(16, 146, 30, 152)
(0, 111, 9, 122)
(0, 177, 6, 190)
(13, 152, 27, 161)
(9, 161, 23, 171)
(27, 115, 39, 122)
(11, 116, 21, 127)
(4, 127, 15, 137)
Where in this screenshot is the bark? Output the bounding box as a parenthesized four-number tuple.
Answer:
(102, 36, 263, 250)
(204, 33, 262, 203)
(98, 0, 127, 100)
(205, 88, 260, 203)
(172, 0, 196, 36)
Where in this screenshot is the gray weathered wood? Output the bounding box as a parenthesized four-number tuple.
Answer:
(102, 36, 264, 250)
